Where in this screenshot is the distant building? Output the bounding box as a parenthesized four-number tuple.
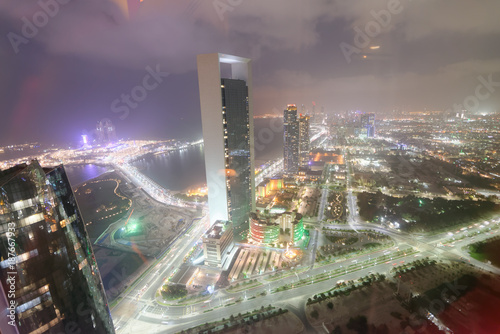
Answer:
(0, 161, 115, 334)
(299, 114, 310, 168)
(94, 118, 117, 144)
(256, 178, 284, 198)
(202, 220, 234, 267)
(284, 105, 300, 174)
(297, 168, 323, 183)
(309, 150, 344, 165)
(249, 212, 304, 246)
(360, 113, 375, 138)
(197, 54, 255, 235)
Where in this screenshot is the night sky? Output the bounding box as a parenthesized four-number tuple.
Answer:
(1, 0, 500, 145)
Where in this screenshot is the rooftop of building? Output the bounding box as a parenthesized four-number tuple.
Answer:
(256, 197, 273, 206)
(0, 163, 27, 187)
(204, 220, 231, 240)
(0, 161, 62, 187)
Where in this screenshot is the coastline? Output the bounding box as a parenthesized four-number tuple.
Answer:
(76, 167, 199, 302)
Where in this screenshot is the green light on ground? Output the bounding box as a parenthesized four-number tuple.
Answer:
(127, 223, 138, 232)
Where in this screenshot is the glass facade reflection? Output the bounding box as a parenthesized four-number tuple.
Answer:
(0, 161, 114, 334)
(284, 105, 300, 173)
(221, 78, 253, 235)
(299, 114, 310, 168)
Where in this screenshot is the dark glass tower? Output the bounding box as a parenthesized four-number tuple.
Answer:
(221, 78, 253, 234)
(361, 113, 375, 138)
(0, 161, 114, 334)
(284, 104, 300, 174)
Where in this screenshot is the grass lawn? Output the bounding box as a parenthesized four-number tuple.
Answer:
(469, 239, 500, 266)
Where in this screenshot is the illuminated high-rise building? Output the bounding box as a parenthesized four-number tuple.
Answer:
(284, 105, 300, 174)
(103, 119, 117, 142)
(299, 114, 310, 168)
(94, 121, 105, 143)
(94, 119, 117, 144)
(360, 113, 375, 138)
(0, 161, 115, 334)
(197, 53, 255, 236)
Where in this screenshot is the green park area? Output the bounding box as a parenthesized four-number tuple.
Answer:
(467, 237, 500, 267)
(160, 284, 188, 301)
(318, 229, 393, 262)
(357, 191, 499, 233)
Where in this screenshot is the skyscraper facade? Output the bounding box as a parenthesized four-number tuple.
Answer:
(197, 53, 255, 236)
(202, 220, 234, 268)
(284, 105, 300, 174)
(360, 113, 375, 138)
(299, 114, 310, 168)
(0, 161, 115, 334)
(94, 118, 117, 144)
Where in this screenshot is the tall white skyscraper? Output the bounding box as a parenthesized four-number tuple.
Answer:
(197, 54, 256, 236)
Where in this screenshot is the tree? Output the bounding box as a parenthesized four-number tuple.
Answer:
(310, 310, 319, 319)
(327, 302, 334, 310)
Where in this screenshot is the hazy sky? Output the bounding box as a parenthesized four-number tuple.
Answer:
(1, 0, 500, 144)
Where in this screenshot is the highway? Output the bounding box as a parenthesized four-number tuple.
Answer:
(255, 158, 283, 185)
(116, 162, 195, 208)
(111, 214, 211, 331)
(118, 243, 438, 333)
(317, 186, 329, 222)
(344, 148, 360, 232)
(114, 204, 500, 334)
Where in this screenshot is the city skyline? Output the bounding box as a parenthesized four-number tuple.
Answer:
(1, 1, 500, 145)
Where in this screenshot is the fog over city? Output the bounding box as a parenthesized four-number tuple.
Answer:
(1, 0, 500, 144)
